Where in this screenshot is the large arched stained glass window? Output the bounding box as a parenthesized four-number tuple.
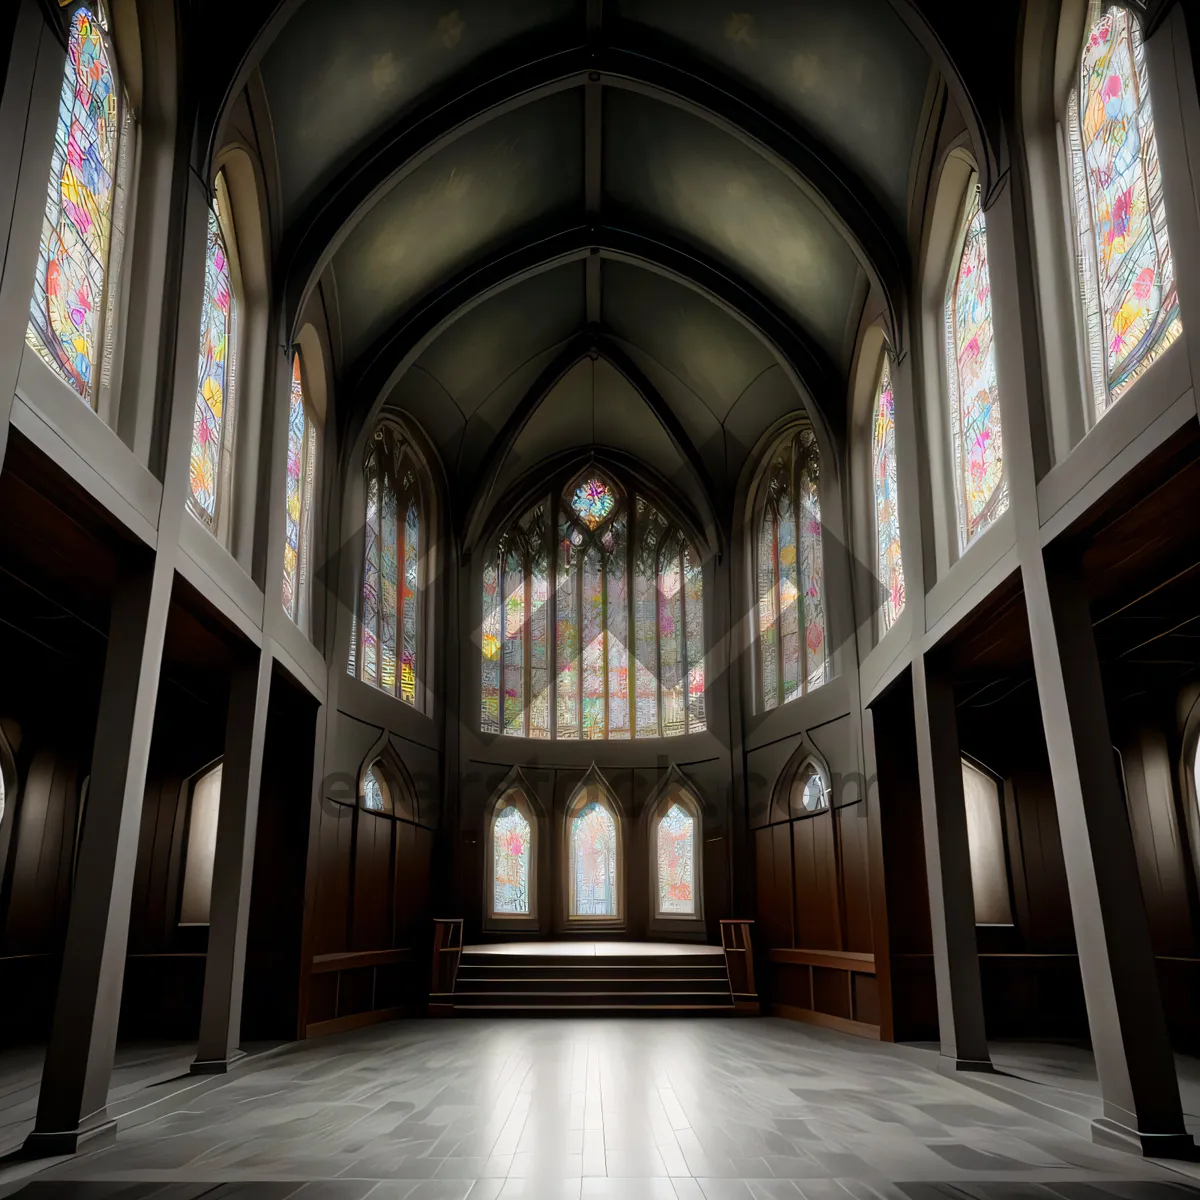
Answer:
(946, 185, 1007, 551)
(569, 797, 619, 918)
(1067, 3, 1181, 420)
(492, 801, 533, 916)
(655, 800, 697, 916)
(481, 470, 705, 740)
(282, 353, 318, 624)
(189, 180, 240, 529)
(872, 358, 905, 632)
(349, 423, 423, 705)
(27, 5, 133, 409)
(756, 426, 827, 711)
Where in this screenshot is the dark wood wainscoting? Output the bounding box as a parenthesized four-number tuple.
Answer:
(768, 947, 880, 1038)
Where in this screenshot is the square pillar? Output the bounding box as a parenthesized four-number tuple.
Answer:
(193, 649, 273, 1072)
(911, 653, 991, 1071)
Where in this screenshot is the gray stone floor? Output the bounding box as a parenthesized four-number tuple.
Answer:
(7, 1018, 1200, 1199)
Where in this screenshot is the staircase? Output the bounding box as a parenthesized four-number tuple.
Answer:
(447, 946, 736, 1015)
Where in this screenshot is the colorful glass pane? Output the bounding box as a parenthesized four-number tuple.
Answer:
(282, 355, 306, 621)
(27, 9, 120, 405)
(493, 803, 531, 916)
(872, 359, 905, 631)
(570, 476, 616, 530)
(379, 481, 398, 693)
(758, 510, 779, 711)
(527, 509, 551, 740)
(189, 203, 236, 525)
(401, 499, 419, 704)
(582, 546, 605, 739)
(361, 467, 380, 685)
(503, 547, 525, 737)
(634, 498, 664, 736)
(606, 517, 630, 739)
(362, 767, 385, 813)
(481, 559, 501, 734)
(570, 800, 617, 917)
(658, 539, 685, 737)
(656, 802, 695, 915)
(684, 546, 705, 733)
(777, 487, 801, 705)
(556, 516, 579, 739)
(798, 431, 827, 693)
(1069, 4, 1181, 417)
(946, 187, 1007, 550)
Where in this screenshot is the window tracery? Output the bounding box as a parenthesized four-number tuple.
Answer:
(481, 470, 705, 740)
(653, 794, 699, 917)
(567, 783, 621, 920)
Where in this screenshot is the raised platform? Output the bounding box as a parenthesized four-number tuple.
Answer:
(448, 941, 735, 1015)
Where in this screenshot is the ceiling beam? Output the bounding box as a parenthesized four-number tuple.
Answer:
(276, 29, 909, 357)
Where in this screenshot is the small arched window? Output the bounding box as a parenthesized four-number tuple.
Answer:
(1067, 3, 1181, 420)
(755, 426, 827, 711)
(790, 761, 830, 816)
(189, 173, 241, 530)
(282, 352, 318, 625)
(27, 4, 134, 411)
(567, 782, 621, 920)
(653, 791, 701, 918)
(490, 792, 534, 918)
(359, 752, 418, 821)
(871, 358, 905, 632)
(349, 423, 424, 706)
(945, 183, 1007, 551)
(480, 470, 705, 740)
(361, 763, 390, 814)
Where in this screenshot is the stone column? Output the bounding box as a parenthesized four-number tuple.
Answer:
(911, 653, 991, 1071)
(193, 650, 273, 1072)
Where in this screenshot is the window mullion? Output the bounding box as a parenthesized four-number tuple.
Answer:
(524, 550, 532, 738)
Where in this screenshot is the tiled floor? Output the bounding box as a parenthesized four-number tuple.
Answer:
(9, 1018, 1200, 1200)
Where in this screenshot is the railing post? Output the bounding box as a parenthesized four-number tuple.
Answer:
(720, 919, 759, 1014)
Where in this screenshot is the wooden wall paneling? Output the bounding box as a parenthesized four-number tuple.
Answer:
(351, 810, 391, 951)
(837, 803, 874, 953)
(792, 812, 839, 950)
(314, 801, 353, 955)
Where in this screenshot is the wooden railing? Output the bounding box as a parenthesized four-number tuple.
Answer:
(719, 919, 759, 1013)
(305, 947, 414, 1038)
(429, 918, 464, 1015)
(768, 947, 879, 1038)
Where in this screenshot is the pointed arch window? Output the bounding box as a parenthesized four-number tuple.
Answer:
(282, 352, 318, 625)
(653, 792, 700, 917)
(946, 183, 1007, 551)
(189, 175, 241, 530)
(27, 4, 134, 410)
(490, 791, 535, 918)
(567, 783, 621, 920)
(349, 423, 424, 705)
(872, 358, 905, 632)
(755, 427, 827, 711)
(481, 470, 705, 740)
(1067, 3, 1181, 420)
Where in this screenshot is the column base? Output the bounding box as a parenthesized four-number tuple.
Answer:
(938, 1055, 994, 1074)
(23, 1117, 116, 1158)
(1092, 1117, 1198, 1159)
(190, 1049, 246, 1075)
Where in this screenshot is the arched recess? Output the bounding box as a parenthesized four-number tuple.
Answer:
(358, 737, 418, 824)
(484, 768, 542, 932)
(772, 744, 834, 824)
(208, 142, 270, 567)
(341, 411, 444, 717)
(563, 765, 624, 927)
(644, 766, 705, 932)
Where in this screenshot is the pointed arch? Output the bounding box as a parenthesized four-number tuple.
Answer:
(358, 740, 418, 823)
(480, 461, 706, 741)
(564, 766, 624, 924)
(281, 347, 319, 626)
(752, 422, 828, 712)
(646, 767, 705, 926)
(484, 769, 542, 927)
(772, 744, 833, 824)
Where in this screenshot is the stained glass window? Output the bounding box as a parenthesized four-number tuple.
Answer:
(790, 768, 828, 815)
(189, 186, 239, 528)
(479, 470, 705, 739)
(362, 766, 387, 813)
(1068, 3, 1181, 420)
(946, 185, 1007, 551)
(756, 426, 828, 711)
(872, 357, 905, 632)
(282, 353, 317, 624)
(492, 801, 532, 916)
(351, 423, 423, 706)
(27, 5, 131, 409)
(569, 798, 618, 917)
(655, 801, 695, 916)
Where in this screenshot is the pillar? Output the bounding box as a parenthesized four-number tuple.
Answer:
(911, 653, 991, 1071)
(193, 650, 273, 1072)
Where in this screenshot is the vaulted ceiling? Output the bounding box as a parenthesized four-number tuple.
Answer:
(216, 0, 955, 532)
